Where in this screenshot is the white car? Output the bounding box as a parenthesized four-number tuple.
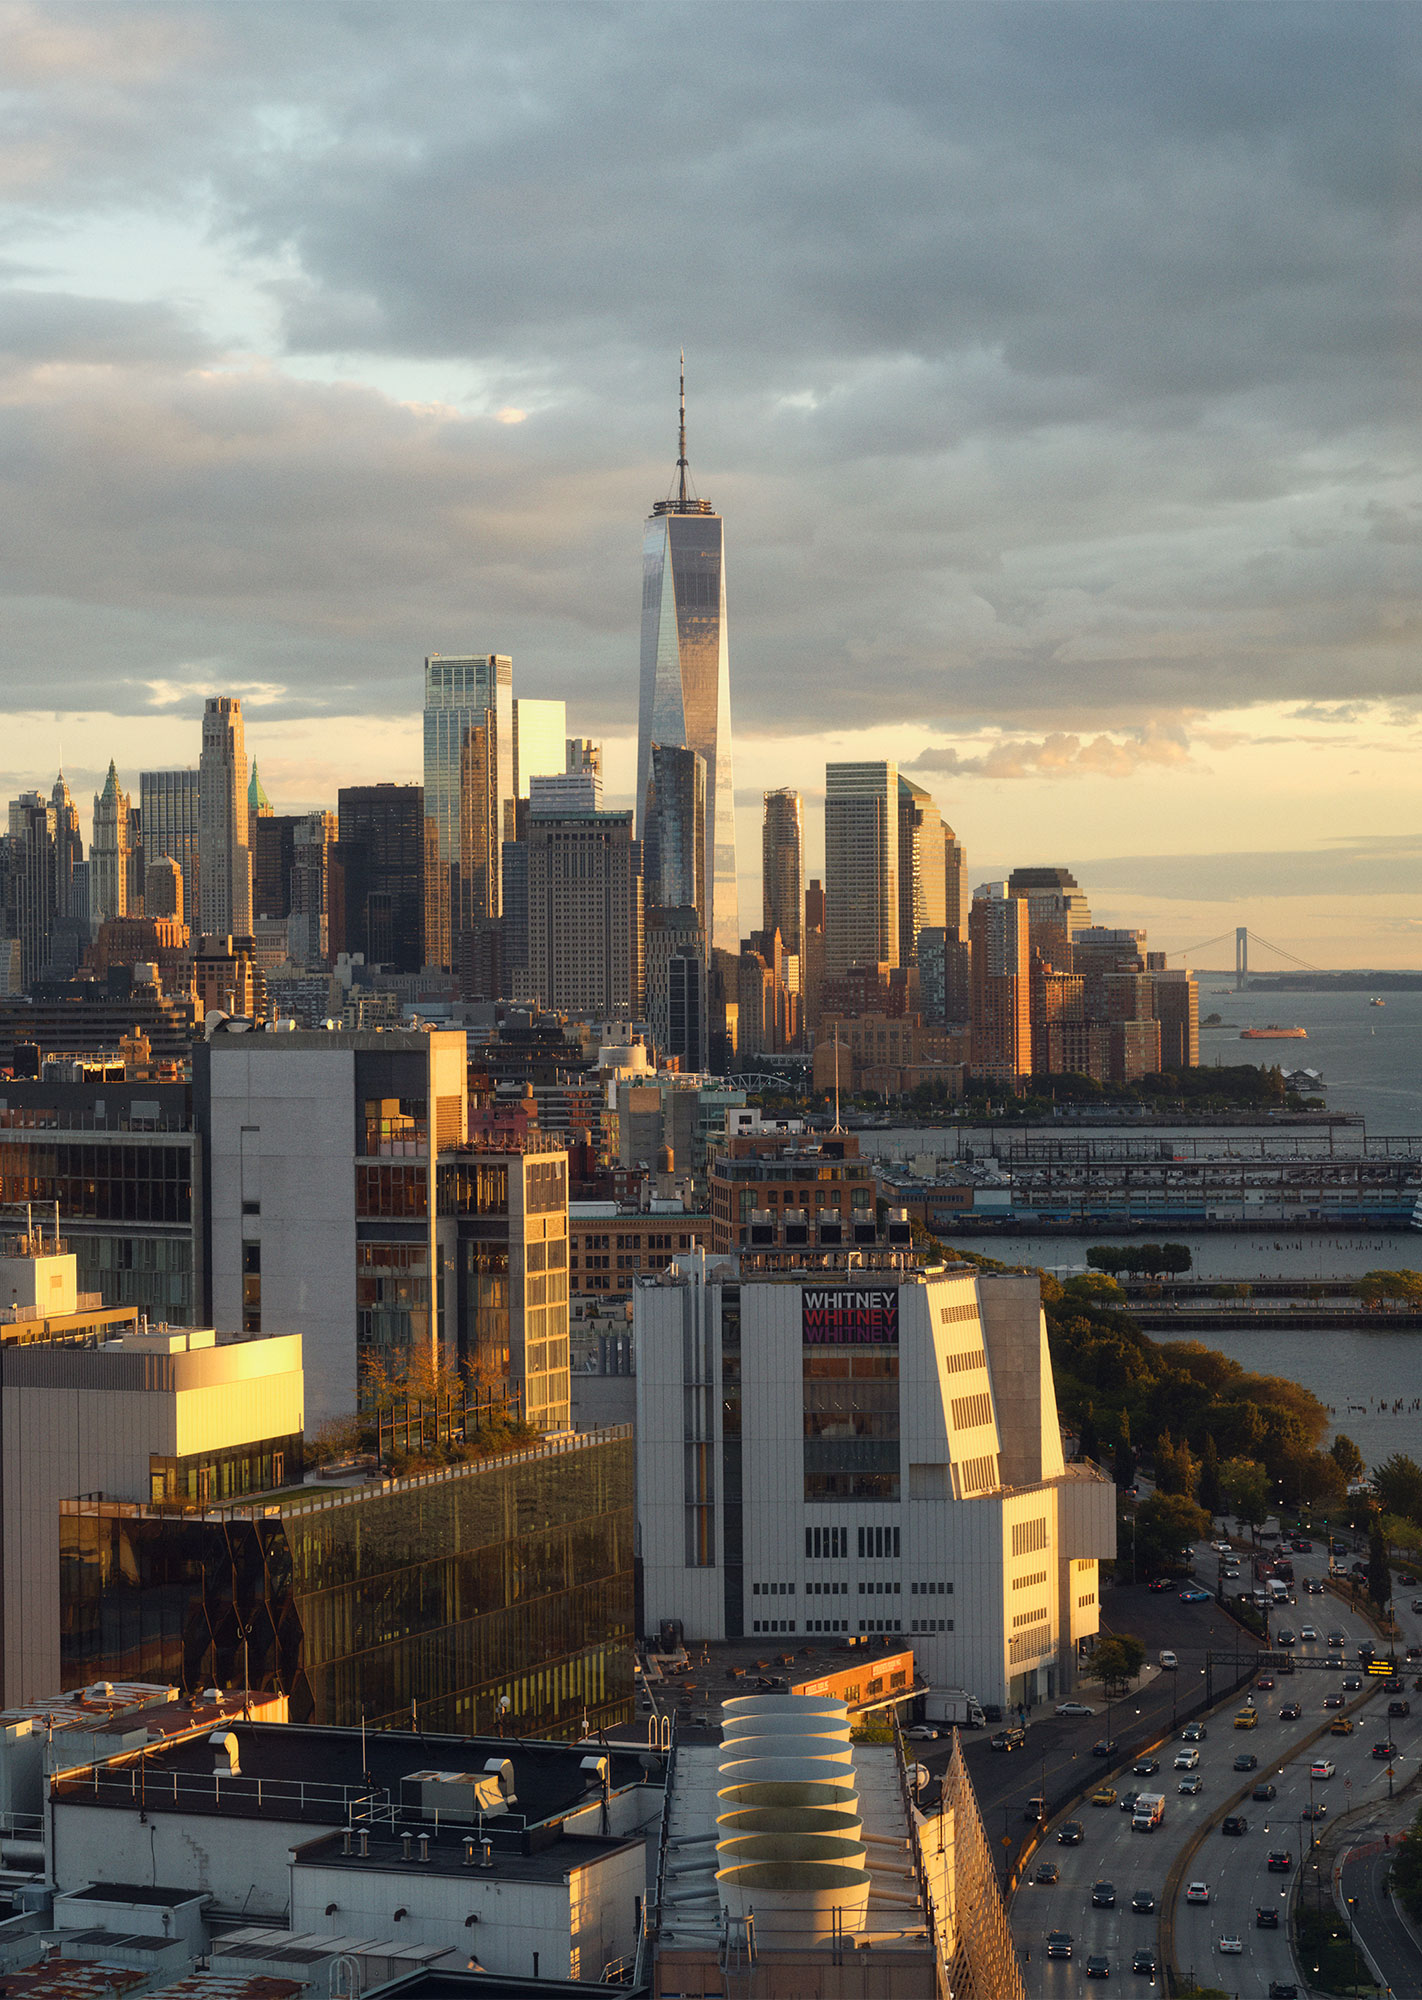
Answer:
(1218, 1935, 1243, 1955)
(905, 1725, 939, 1741)
(1300, 1625, 1319, 1642)
(1056, 1701, 1096, 1717)
(1174, 1748, 1200, 1769)
(1186, 1881, 1210, 1904)
(1311, 1758, 1336, 1780)
(1212, 1540, 1232, 1553)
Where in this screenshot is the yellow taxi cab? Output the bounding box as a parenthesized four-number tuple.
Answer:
(1329, 1717, 1355, 1736)
(1233, 1709, 1259, 1729)
(1091, 1785, 1117, 1807)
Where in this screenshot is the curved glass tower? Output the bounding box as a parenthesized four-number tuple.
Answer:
(636, 362, 739, 952)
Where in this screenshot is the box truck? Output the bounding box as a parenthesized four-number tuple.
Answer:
(926, 1688, 985, 1728)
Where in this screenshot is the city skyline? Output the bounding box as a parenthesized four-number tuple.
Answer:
(0, 5, 1416, 966)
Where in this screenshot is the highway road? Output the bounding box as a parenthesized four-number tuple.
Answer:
(1010, 1527, 1422, 1996)
(1339, 1829, 1421, 1998)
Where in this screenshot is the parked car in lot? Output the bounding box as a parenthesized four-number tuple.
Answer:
(1056, 1701, 1096, 1717)
(1179, 1587, 1210, 1602)
(1186, 1881, 1210, 1904)
(905, 1725, 939, 1740)
(1148, 1576, 1175, 1591)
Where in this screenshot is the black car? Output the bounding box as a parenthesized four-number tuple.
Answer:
(1058, 1819, 1084, 1845)
(1132, 1949, 1158, 1974)
(1269, 1984, 1299, 1999)
(1092, 1737, 1119, 1757)
(1024, 1795, 1046, 1821)
(1256, 1908, 1280, 1928)
(1233, 1752, 1258, 1771)
(1267, 1850, 1294, 1872)
(1034, 1861, 1060, 1885)
(1323, 1693, 1345, 1710)
(1046, 1930, 1072, 1959)
(1131, 1890, 1155, 1913)
(1252, 1781, 1277, 1801)
(1373, 1741, 1398, 1760)
(1222, 1814, 1248, 1836)
(1343, 1675, 1363, 1692)
(1132, 1757, 1160, 1775)
(1302, 1802, 1328, 1821)
(990, 1726, 1027, 1751)
(1092, 1880, 1116, 1907)
(1085, 1956, 1111, 1980)
(1280, 1702, 1302, 1720)
(1389, 1699, 1411, 1718)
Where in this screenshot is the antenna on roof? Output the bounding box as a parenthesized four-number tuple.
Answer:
(677, 350, 688, 510)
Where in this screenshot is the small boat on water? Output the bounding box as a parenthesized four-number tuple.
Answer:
(1240, 1025, 1308, 1040)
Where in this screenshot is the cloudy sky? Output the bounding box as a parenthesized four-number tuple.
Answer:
(2, 0, 1418, 965)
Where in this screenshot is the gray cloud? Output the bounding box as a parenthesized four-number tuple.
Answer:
(0, 1, 1418, 737)
(1082, 834, 1422, 904)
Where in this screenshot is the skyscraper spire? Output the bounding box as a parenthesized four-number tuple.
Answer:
(677, 349, 688, 510)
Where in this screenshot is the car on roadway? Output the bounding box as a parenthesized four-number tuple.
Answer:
(1323, 1693, 1345, 1710)
(1218, 1935, 1243, 1954)
(1330, 1717, 1355, 1736)
(1269, 1980, 1299, 1997)
(1300, 1624, 1318, 1642)
(1212, 1539, 1232, 1552)
(1085, 1955, 1111, 1979)
(1292, 1538, 1313, 1552)
(1092, 1881, 1116, 1907)
(1056, 1701, 1095, 1717)
(1185, 1881, 1210, 1904)
(1412, 1597, 1422, 1614)
(1331, 1539, 1348, 1555)
(1256, 1907, 1279, 1928)
(1280, 1701, 1302, 1720)
(1256, 1674, 1275, 1689)
(1222, 1814, 1248, 1836)
(1373, 1740, 1398, 1759)
(1034, 1861, 1059, 1884)
(1343, 1674, 1363, 1691)
(1132, 1949, 1158, 1975)
(1234, 1709, 1258, 1729)
(1024, 1795, 1046, 1822)
(1302, 1801, 1328, 1821)
(1132, 1757, 1160, 1775)
(1233, 1752, 1258, 1772)
(1267, 1849, 1294, 1871)
(1046, 1929, 1072, 1958)
(1252, 1780, 1277, 1801)
(1131, 1890, 1155, 1913)
(1179, 1773, 1203, 1794)
(1180, 1721, 1207, 1741)
(1118, 1789, 1140, 1813)
(1304, 1577, 1325, 1594)
(1276, 1628, 1295, 1646)
(905, 1725, 939, 1740)
(1058, 1819, 1084, 1844)
(1147, 1576, 1174, 1591)
(1092, 1737, 1119, 1758)
(1179, 1587, 1210, 1602)
(1327, 1629, 1348, 1647)
(990, 1727, 1026, 1751)
(1311, 1758, 1336, 1779)
(1174, 1747, 1200, 1769)
(1389, 1698, 1411, 1718)
(1092, 1785, 1117, 1807)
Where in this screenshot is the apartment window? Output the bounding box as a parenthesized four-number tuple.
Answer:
(805, 1525, 847, 1559)
(857, 1525, 900, 1559)
(910, 1581, 953, 1595)
(910, 1617, 953, 1633)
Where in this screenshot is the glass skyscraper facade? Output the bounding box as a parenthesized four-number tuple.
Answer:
(635, 381, 739, 953)
(423, 656, 513, 965)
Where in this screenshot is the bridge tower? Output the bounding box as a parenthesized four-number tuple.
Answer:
(1235, 926, 1248, 992)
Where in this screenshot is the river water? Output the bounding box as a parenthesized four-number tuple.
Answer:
(848, 984, 1422, 1475)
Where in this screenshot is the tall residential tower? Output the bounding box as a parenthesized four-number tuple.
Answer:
(635, 361, 738, 952)
(198, 697, 252, 940)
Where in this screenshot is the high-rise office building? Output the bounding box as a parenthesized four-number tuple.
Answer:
(46, 773, 87, 979)
(1006, 866, 1092, 973)
(526, 811, 643, 1021)
(336, 783, 429, 974)
(761, 788, 803, 960)
(645, 905, 708, 1073)
(635, 365, 738, 951)
(1153, 967, 1200, 1071)
(423, 655, 513, 968)
(198, 697, 252, 941)
(141, 769, 200, 925)
(6, 791, 54, 988)
(643, 743, 706, 921)
(89, 761, 132, 926)
(897, 776, 947, 968)
(288, 809, 336, 968)
(969, 891, 1031, 1081)
(144, 855, 183, 923)
(567, 737, 603, 781)
(253, 815, 301, 920)
(944, 823, 969, 936)
(512, 697, 566, 797)
(824, 761, 898, 976)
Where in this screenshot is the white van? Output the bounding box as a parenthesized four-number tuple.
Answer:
(1158, 1650, 1178, 1670)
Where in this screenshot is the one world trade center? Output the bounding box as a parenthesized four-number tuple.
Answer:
(636, 361, 739, 952)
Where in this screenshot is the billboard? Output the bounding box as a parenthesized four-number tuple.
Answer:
(802, 1286, 900, 1344)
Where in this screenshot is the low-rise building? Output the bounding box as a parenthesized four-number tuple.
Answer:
(635, 1250, 1114, 1710)
(708, 1130, 879, 1255)
(569, 1204, 713, 1302)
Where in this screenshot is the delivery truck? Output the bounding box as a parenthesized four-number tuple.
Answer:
(925, 1688, 985, 1728)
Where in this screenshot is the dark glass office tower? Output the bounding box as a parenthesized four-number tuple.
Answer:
(635, 363, 738, 952)
(642, 743, 705, 920)
(335, 784, 429, 973)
